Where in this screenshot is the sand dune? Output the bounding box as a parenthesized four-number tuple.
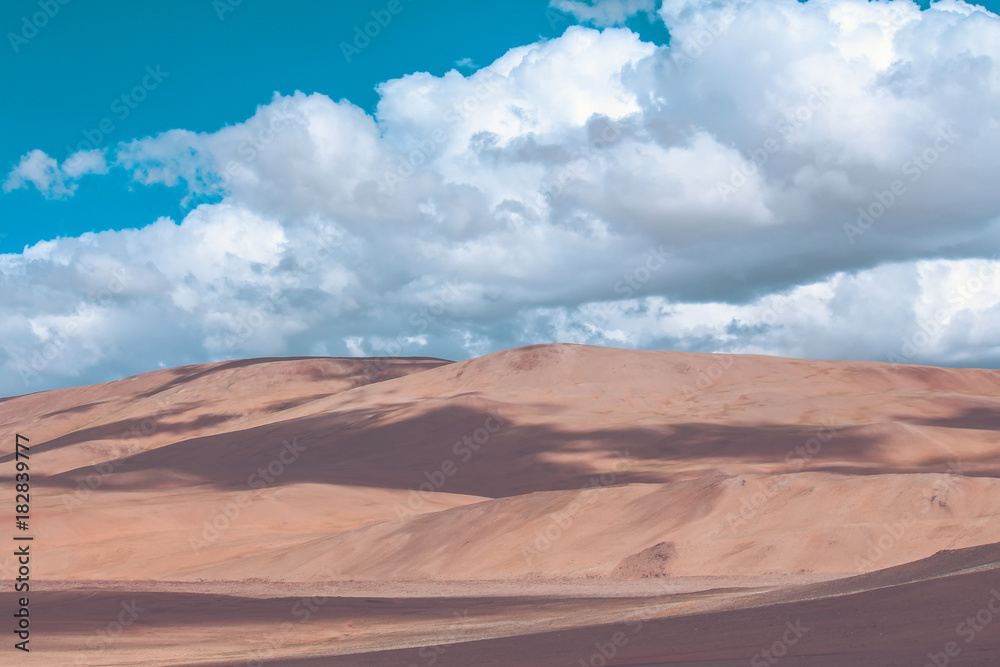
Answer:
(2, 344, 999, 664)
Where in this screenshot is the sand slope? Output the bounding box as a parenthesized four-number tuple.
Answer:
(2, 343, 999, 664)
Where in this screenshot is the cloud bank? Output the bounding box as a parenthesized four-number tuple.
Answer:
(3, 0, 1000, 396)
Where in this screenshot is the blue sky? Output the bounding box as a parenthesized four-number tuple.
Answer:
(2, 0, 1000, 396)
(0, 0, 667, 254)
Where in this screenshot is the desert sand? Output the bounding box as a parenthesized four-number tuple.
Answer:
(2, 343, 999, 665)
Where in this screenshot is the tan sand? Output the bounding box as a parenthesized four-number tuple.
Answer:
(1, 344, 998, 665)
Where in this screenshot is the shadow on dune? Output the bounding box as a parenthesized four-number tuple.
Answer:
(40, 400, 900, 497)
(40, 399, 116, 419)
(132, 356, 452, 400)
(904, 405, 1000, 432)
(0, 404, 244, 464)
(0, 589, 498, 630)
(260, 551, 1000, 667)
(131, 358, 290, 400)
(0, 357, 453, 464)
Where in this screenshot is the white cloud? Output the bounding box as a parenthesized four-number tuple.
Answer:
(551, 0, 658, 27)
(518, 257, 1000, 368)
(61, 149, 109, 180)
(3, 148, 107, 199)
(2, 0, 1000, 395)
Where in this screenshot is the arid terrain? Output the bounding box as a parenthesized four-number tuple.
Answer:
(2, 343, 1000, 665)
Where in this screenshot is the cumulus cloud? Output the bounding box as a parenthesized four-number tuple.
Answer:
(3, 148, 108, 199)
(521, 257, 1000, 368)
(2, 0, 1000, 396)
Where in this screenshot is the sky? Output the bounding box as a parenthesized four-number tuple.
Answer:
(1, 0, 999, 397)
